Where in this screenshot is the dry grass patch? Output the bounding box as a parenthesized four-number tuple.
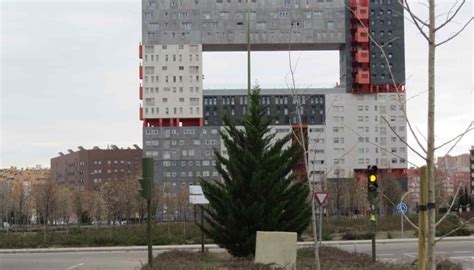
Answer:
(143, 246, 462, 270)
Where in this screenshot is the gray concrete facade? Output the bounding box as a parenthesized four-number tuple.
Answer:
(143, 126, 221, 188)
(142, 0, 346, 50)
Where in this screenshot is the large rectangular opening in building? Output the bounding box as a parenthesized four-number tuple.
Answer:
(203, 51, 340, 90)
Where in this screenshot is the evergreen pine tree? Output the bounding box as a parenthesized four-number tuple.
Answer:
(200, 87, 311, 258)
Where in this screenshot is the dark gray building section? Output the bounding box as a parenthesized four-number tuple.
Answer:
(142, 0, 346, 50)
(143, 126, 221, 189)
(369, 1, 405, 85)
(203, 89, 326, 126)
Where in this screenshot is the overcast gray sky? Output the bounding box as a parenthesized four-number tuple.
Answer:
(0, 0, 472, 168)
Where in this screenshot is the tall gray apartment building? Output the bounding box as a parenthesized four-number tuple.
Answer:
(139, 0, 408, 190)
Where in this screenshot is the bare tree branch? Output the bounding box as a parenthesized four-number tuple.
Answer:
(416, 126, 428, 143)
(339, 120, 420, 168)
(435, 184, 462, 227)
(400, 0, 432, 42)
(435, 0, 465, 31)
(436, 17, 473, 47)
(434, 122, 474, 151)
(434, 218, 473, 243)
(382, 116, 427, 161)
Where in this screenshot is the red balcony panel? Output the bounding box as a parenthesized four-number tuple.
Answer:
(139, 64, 143, 80)
(355, 27, 369, 43)
(355, 49, 370, 63)
(139, 43, 143, 59)
(350, 0, 369, 8)
(355, 69, 370, 84)
(139, 85, 143, 100)
(139, 107, 144, 121)
(356, 6, 369, 20)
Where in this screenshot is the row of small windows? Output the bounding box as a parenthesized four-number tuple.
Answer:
(204, 105, 324, 117)
(143, 75, 201, 84)
(163, 160, 216, 167)
(144, 128, 219, 136)
(144, 54, 199, 62)
(359, 158, 406, 165)
(357, 125, 405, 134)
(144, 106, 200, 115)
(370, 9, 393, 16)
(144, 45, 200, 53)
(145, 139, 218, 148)
(91, 160, 133, 165)
(162, 170, 219, 178)
(203, 95, 323, 106)
(144, 86, 200, 94)
(145, 149, 215, 159)
(91, 169, 134, 175)
(371, 19, 393, 26)
(205, 115, 324, 126)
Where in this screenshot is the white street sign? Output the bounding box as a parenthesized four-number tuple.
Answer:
(189, 195, 209, 204)
(189, 185, 204, 195)
(314, 192, 329, 206)
(189, 185, 209, 205)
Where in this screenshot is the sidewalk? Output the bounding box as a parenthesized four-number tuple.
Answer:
(1, 236, 473, 254)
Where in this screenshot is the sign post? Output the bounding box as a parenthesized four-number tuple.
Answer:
(314, 192, 329, 245)
(396, 202, 408, 238)
(189, 185, 209, 253)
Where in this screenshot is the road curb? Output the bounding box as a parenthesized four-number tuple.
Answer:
(1, 236, 473, 254)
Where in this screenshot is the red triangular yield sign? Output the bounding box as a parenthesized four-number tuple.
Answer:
(315, 192, 329, 206)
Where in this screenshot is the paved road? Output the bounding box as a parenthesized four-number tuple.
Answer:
(0, 250, 148, 270)
(1, 239, 473, 270)
(336, 240, 474, 270)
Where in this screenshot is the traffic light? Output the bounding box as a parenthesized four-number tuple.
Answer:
(367, 165, 378, 202)
(139, 158, 154, 200)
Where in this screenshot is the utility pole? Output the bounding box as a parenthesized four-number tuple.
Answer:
(246, 0, 251, 96)
(140, 158, 154, 268)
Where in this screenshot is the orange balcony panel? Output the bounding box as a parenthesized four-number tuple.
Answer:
(139, 107, 144, 121)
(355, 49, 370, 63)
(139, 64, 143, 80)
(139, 43, 143, 59)
(355, 27, 369, 43)
(356, 7, 369, 20)
(355, 70, 370, 84)
(139, 85, 143, 100)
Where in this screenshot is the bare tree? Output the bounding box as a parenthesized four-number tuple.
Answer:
(55, 186, 73, 232)
(378, 174, 403, 216)
(90, 189, 108, 227)
(348, 1, 473, 268)
(72, 187, 92, 229)
(0, 180, 12, 227)
(33, 180, 58, 236)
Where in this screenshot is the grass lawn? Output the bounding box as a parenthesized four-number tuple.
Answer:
(141, 247, 462, 270)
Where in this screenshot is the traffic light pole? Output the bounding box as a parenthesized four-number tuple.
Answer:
(367, 165, 378, 262)
(370, 205, 376, 262)
(141, 158, 155, 268)
(147, 197, 153, 268)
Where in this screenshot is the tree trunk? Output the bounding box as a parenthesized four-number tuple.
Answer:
(426, 1, 437, 269)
